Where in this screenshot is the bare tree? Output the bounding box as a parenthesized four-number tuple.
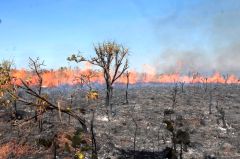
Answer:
(5, 59, 87, 131)
(217, 106, 227, 128)
(171, 83, 178, 109)
(87, 91, 99, 159)
(208, 90, 213, 114)
(28, 57, 45, 132)
(191, 72, 201, 92)
(68, 41, 129, 117)
(77, 70, 99, 158)
(9, 79, 87, 130)
(191, 72, 200, 84)
(179, 81, 185, 93)
(202, 77, 208, 92)
(223, 74, 229, 85)
(28, 57, 44, 95)
(74, 70, 97, 91)
(125, 71, 130, 104)
(90, 108, 98, 159)
(129, 105, 138, 159)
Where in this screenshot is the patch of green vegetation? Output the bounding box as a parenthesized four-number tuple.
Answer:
(75, 127, 84, 135)
(71, 133, 82, 148)
(71, 128, 87, 148)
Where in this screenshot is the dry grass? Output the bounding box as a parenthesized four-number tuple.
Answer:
(0, 140, 34, 158)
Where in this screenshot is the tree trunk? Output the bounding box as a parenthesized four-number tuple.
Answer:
(180, 143, 183, 159)
(34, 110, 38, 122)
(13, 100, 17, 114)
(125, 91, 128, 104)
(172, 132, 177, 153)
(209, 103, 212, 114)
(106, 82, 113, 118)
(91, 110, 98, 159)
(222, 115, 227, 128)
(133, 119, 137, 159)
(39, 118, 43, 132)
(53, 135, 57, 159)
(209, 91, 212, 114)
(125, 73, 129, 104)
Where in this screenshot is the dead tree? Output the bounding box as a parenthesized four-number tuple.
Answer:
(202, 77, 208, 92)
(87, 91, 99, 159)
(125, 71, 130, 104)
(28, 57, 44, 96)
(53, 134, 57, 159)
(8, 79, 87, 131)
(90, 107, 98, 159)
(223, 74, 229, 85)
(133, 118, 138, 159)
(68, 93, 74, 124)
(28, 57, 45, 132)
(191, 72, 199, 84)
(217, 107, 227, 128)
(191, 72, 200, 91)
(68, 41, 129, 117)
(74, 70, 97, 91)
(129, 105, 138, 159)
(209, 90, 213, 114)
(83, 76, 99, 159)
(220, 108, 227, 128)
(179, 82, 185, 93)
(171, 83, 178, 109)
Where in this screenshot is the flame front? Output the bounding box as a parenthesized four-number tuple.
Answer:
(12, 66, 240, 87)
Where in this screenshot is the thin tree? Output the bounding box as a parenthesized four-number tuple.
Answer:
(28, 57, 45, 132)
(171, 83, 178, 109)
(85, 78, 99, 159)
(68, 41, 129, 117)
(208, 90, 213, 114)
(223, 74, 229, 85)
(125, 71, 130, 104)
(179, 81, 185, 93)
(129, 105, 138, 159)
(202, 77, 208, 92)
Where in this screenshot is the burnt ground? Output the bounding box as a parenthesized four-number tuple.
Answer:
(0, 84, 240, 159)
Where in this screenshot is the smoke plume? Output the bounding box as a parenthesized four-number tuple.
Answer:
(132, 0, 240, 75)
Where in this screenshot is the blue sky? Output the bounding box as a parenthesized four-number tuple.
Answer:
(0, 0, 240, 73)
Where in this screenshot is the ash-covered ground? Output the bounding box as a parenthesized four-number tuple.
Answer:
(1, 83, 240, 159)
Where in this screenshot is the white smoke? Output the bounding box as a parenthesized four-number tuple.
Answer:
(151, 1, 240, 75)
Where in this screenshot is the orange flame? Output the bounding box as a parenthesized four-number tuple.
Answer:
(11, 65, 240, 87)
